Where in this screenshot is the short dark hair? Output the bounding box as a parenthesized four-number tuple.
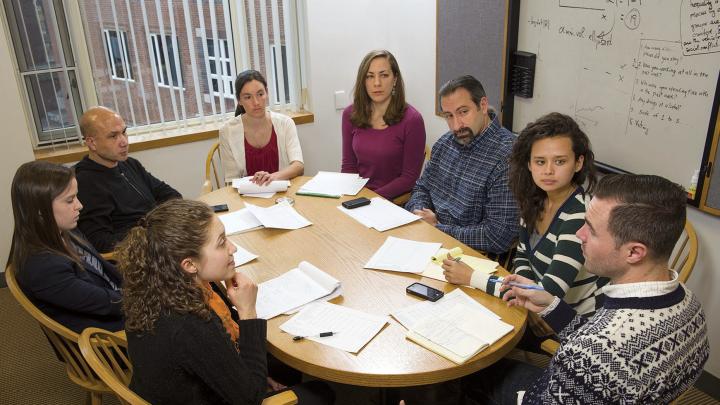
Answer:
(594, 174, 686, 262)
(350, 49, 407, 128)
(438, 75, 486, 110)
(509, 112, 597, 233)
(234, 69, 268, 116)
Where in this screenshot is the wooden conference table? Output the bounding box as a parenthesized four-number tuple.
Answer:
(198, 177, 527, 388)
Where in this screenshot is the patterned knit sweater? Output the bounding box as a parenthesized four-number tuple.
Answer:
(472, 188, 607, 315)
(520, 275, 709, 404)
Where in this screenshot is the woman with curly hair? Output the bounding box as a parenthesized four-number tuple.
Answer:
(10, 161, 122, 333)
(443, 112, 607, 317)
(341, 49, 426, 199)
(119, 199, 333, 404)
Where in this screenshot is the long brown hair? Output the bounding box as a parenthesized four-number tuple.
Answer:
(118, 199, 215, 333)
(350, 50, 407, 128)
(10, 161, 81, 271)
(509, 112, 597, 234)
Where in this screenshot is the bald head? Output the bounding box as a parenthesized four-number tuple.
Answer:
(80, 106, 123, 140)
(80, 106, 129, 168)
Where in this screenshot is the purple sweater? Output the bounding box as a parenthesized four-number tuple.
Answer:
(341, 104, 426, 199)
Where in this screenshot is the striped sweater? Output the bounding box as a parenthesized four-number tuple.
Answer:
(521, 277, 709, 404)
(471, 187, 607, 315)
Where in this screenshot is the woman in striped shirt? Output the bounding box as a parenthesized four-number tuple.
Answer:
(443, 113, 607, 318)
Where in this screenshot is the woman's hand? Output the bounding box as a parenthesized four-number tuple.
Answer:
(250, 171, 274, 186)
(500, 274, 555, 313)
(441, 255, 473, 285)
(226, 272, 258, 320)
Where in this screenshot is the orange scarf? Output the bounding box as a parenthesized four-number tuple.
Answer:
(203, 282, 240, 344)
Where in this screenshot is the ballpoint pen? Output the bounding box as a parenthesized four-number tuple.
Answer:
(292, 331, 340, 341)
(489, 278, 545, 291)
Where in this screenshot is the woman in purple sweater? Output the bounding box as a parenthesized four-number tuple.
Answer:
(341, 50, 426, 200)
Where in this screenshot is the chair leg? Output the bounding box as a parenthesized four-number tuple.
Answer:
(86, 391, 103, 405)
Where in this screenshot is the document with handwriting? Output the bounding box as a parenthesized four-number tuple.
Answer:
(365, 236, 441, 273)
(280, 302, 388, 353)
(256, 262, 341, 319)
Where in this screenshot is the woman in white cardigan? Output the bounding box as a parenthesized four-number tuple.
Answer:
(219, 70, 304, 185)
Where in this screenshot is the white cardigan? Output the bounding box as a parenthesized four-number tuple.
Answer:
(219, 110, 304, 182)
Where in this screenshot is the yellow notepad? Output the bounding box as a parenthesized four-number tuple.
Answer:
(421, 248, 498, 286)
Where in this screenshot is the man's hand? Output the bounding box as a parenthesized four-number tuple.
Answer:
(413, 208, 438, 226)
(500, 274, 555, 313)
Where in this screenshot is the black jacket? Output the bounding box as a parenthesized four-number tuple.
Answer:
(16, 239, 124, 334)
(75, 156, 181, 252)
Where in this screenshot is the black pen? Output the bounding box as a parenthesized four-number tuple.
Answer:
(292, 331, 339, 341)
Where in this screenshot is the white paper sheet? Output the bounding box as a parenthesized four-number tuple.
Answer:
(298, 171, 369, 196)
(218, 208, 263, 235)
(365, 236, 441, 274)
(231, 177, 290, 193)
(256, 262, 340, 319)
(391, 288, 501, 331)
(232, 241, 258, 267)
(244, 202, 312, 230)
(338, 197, 420, 231)
(279, 302, 388, 353)
(241, 192, 276, 199)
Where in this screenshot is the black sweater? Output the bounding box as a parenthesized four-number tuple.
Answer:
(74, 156, 181, 252)
(128, 313, 268, 405)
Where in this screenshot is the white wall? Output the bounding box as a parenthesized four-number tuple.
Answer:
(0, 0, 718, 379)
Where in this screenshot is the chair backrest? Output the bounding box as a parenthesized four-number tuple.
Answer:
(203, 141, 223, 194)
(79, 328, 149, 405)
(669, 220, 698, 284)
(4, 264, 108, 394)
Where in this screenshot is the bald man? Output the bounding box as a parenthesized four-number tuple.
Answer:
(74, 107, 181, 253)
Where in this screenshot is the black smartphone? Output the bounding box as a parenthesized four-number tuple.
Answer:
(211, 203, 229, 213)
(406, 282, 444, 302)
(342, 197, 371, 209)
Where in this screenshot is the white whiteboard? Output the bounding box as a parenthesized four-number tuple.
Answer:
(513, 0, 720, 190)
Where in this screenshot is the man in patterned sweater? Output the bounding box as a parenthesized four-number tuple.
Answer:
(463, 174, 709, 404)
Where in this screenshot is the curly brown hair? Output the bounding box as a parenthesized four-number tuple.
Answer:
(509, 112, 597, 234)
(117, 199, 215, 333)
(350, 49, 407, 128)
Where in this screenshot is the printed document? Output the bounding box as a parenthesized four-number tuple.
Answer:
(244, 202, 312, 230)
(338, 197, 420, 231)
(365, 236, 441, 273)
(256, 262, 341, 319)
(280, 302, 388, 353)
(298, 172, 369, 197)
(391, 288, 500, 331)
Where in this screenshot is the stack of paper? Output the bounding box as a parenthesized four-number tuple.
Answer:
(232, 177, 290, 199)
(256, 261, 342, 319)
(392, 289, 512, 364)
(280, 302, 388, 353)
(339, 197, 420, 231)
(365, 236, 441, 273)
(298, 172, 369, 197)
(421, 248, 498, 286)
(218, 201, 312, 234)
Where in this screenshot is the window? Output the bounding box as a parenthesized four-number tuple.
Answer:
(3, 0, 306, 148)
(103, 29, 133, 80)
(207, 38, 234, 99)
(150, 34, 181, 88)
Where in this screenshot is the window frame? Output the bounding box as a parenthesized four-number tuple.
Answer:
(102, 28, 133, 81)
(149, 33, 183, 89)
(206, 37, 234, 100)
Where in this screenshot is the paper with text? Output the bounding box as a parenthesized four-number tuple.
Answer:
(244, 202, 312, 230)
(279, 302, 388, 353)
(338, 197, 420, 231)
(256, 262, 341, 319)
(365, 236, 441, 274)
(218, 208, 263, 235)
(391, 288, 500, 331)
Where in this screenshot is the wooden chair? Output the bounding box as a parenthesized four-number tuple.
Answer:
(539, 220, 700, 356)
(79, 327, 298, 405)
(202, 141, 223, 195)
(5, 264, 111, 405)
(392, 145, 430, 206)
